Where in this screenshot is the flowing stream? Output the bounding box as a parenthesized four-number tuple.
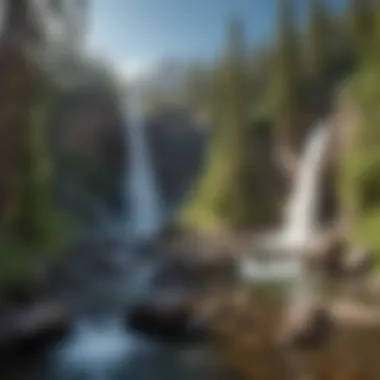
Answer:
(239, 121, 330, 284)
(12, 88, 230, 380)
(282, 121, 330, 320)
(237, 121, 331, 380)
(125, 88, 163, 241)
(283, 122, 330, 248)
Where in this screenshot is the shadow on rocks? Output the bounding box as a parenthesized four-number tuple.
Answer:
(0, 284, 71, 363)
(126, 301, 211, 345)
(279, 308, 335, 351)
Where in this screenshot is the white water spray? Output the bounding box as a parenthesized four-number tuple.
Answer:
(48, 88, 166, 380)
(239, 121, 330, 282)
(51, 318, 150, 380)
(125, 88, 163, 240)
(283, 121, 330, 249)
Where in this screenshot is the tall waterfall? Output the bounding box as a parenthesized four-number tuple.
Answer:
(125, 88, 163, 240)
(47, 89, 170, 380)
(281, 121, 331, 333)
(282, 121, 330, 249)
(239, 121, 330, 281)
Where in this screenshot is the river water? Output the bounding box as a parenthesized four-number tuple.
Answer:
(3, 93, 239, 380)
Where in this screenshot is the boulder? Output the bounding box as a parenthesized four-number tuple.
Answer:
(310, 240, 374, 278)
(151, 258, 204, 290)
(126, 302, 209, 344)
(0, 302, 70, 360)
(280, 307, 334, 351)
(307, 227, 347, 276)
(342, 247, 374, 277)
(1, 282, 43, 308)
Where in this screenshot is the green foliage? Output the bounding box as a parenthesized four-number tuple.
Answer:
(0, 71, 75, 288)
(181, 19, 274, 230)
(349, 0, 378, 65)
(275, 0, 305, 149)
(176, 0, 380, 263)
(49, 71, 124, 217)
(340, 64, 380, 259)
(307, 0, 331, 80)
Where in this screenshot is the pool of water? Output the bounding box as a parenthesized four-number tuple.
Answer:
(29, 318, 230, 380)
(1, 242, 240, 380)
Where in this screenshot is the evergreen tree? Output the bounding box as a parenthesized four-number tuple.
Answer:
(222, 19, 252, 226)
(307, 0, 330, 81)
(9, 72, 59, 247)
(339, 2, 380, 260)
(275, 0, 304, 154)
(350, 0, 376, 66)
(180, 18, 253, 229)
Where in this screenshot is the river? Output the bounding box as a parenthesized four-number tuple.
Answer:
(1, 93, 240, 380)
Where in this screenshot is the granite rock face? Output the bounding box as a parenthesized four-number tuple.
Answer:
(51, 89, 127, 221)
(145, 107, 207, 211)
(0, 1, 127, 225)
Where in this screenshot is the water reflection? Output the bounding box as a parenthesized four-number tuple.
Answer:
(48, 318, 148, 380)
(39, 321, 231, 380)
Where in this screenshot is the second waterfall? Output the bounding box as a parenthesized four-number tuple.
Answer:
(125, 87, 164, 241)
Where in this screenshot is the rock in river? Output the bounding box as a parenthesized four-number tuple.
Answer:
(0, 301, 71, 361)
(280, 308, 334, 351)
(126, 301, 210, 344)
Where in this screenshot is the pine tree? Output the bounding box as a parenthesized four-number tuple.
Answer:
(222, 19, 252, 227)
(180, 18, 252, 229)
(350, 0, 376, 66)
(222, 19, 248, 159)
(275, 0, 303, 154)
(9, 73, 55, 246)
(307, 0, 330, 81)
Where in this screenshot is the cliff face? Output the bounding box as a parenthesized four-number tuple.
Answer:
(0, 0, 128, 228)
(145, 108, 207, 212)
(246, 123, 285, 228)
(0, 45, 36, 224)
(51, 90, 127, 221)
(0, 1, 43, 228)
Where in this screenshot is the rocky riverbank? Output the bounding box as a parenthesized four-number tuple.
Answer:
(1, 232, 380, 379)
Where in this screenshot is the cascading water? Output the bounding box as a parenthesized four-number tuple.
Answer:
(33, 85, 227, 380)
(282, 121, 330, 249)
(40, 88, 166, 380)
(50, 318, 150, 380)
(125, 87, 163, 241)
(238, 121, 331, 380)
(283, 121, 330, 322)
(239, 121, 330, 282)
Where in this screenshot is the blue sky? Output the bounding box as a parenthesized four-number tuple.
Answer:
(87, 0, 349, 78)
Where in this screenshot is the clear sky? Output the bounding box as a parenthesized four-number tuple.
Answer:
(87, 0, 349, 78)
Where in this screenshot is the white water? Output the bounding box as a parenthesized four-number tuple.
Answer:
(282, 122, 330, 248)
(57, 119, 330, 379)
(240, 121, 330, 282)
(281, 122, 331, 342)
(45, 89, 169, 380)
(52, 318, 150, 380)
(125, 88, 163, 240)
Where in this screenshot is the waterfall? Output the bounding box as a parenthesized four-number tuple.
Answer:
(280, 121, 331, 340)
(282, 121, 330, 249)
(125, 87, 163, 240)
(52, 318, 144, 377)
(46, 88, 167, 380)
(239, 121, 330, 282)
